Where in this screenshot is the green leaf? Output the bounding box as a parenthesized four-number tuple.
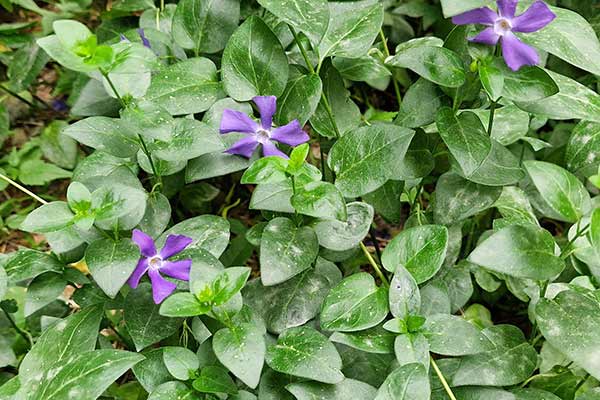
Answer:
(310, 62, 361, 138)
(566, 121, 600, 176)
(63, 117, 138, 158)
(448, 325, 538, 386)
(471, 105, 531, 146)
(37, 35, 97, 74)
(266, 326, 344, 384)
(292, 181, 347, 221)
(439, 0, 493, 17)
(29, 350, 144, 400)
(151, 119, 224, 162)
(436, 108, 523, 186)
(274, 70, 322, 126)
(192, 365, 238, 395)
(125, 283, 184, 351)
(313, 202, 374, 251)
(163, 346, 200, 381)
(21, 202, 74, 233)
(244, 269, 330, 334)
(375, 363, 430, 400)
(145, 58, 222, 115)
(328, 124, 414, 197)
(521, 5, 600, 76)
(319, 0, 384, 60)
(85, 238, 139, 298)
(258, 0, 328, 46)
(222, 16, 289, 101)
(381, 224, 448, 283)
(494, 186, 539, 227)
(19, 159, 73, 186)
(395, 78, 449, 128)
(515, 70, 600, 123)
(469, 225, 564, 280)
(148, 381, 201, 400)
(321, 272, 389, 332)
(260, 217, 319, 286)
(4, 249, 63, 284)
(132, 348, 172, 393)
(536, 289, 600, 382)
(286, 379, 377, 400)
(388, 265, 421, 320)
(24, 272, 66, 317)
(525, 160, 591, 223)
(241, 156, 288, 185)
(172, 0, 239, 54)
(424, 314, 492, 356)
(433, 172, 502, 225)
(250, 181, 295, 213)
(19, 306, 103, 383)
(386, 39, 465, 88)
(186, 134, 254, 182)
(39, 120, 78, 169)
(330, 325, 395, 354)
(102, 42, 155, 99)
(394, 333, 429, 369)
(159, 292, 210, 317)
(0, 266, 6, 300)
(500, 63, 559, 102)
(138, 192, 171, 238)
(158, 215, 230, 259)
(363, 180, 404, 224)
(213, 320, 265, 388)
(333, 52, 391, 87)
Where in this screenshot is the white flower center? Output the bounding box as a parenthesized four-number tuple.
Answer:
(255, 128, 271, 144)
(494, 18, 513, 36)
(148, 256, 163, 270)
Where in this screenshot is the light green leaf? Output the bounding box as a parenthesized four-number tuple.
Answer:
(388, 265, 421, 320)
(163, 346, 200, 381)
(24, 272, 66, 317)
(321, 272, 389, 332)
(286, 379, 377, 400)
(85, 238, 139, 298)
(260, 217, 319, 286)
(330, 325, 395, 354)
(21, 202, 74, 233)
(469, 224, 564, 280)
(424, 314, 492, 356)
(292, 181, 347, 221)
(266, 326, 344, 384)
(222, 16, 289, 101)
(375, 363, 430, 400)
(328, 124, 414, 197)
(145, 58, 222, 115)
(313, 202, 374, 251)
(381, 224, 448, 283)
(192, 365, 238, 395)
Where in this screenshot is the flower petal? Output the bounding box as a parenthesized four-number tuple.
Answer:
(148, 268, 177, 304)
(220, 109, 259, 134)
(128, 258, 149, 289)
(469, 27, 500, 46)
(497, 0, 518, 18)
(270, 120, 310, 147)
(137, 28, 151, 49)
(132, 229, 157, 257)
(512, 0, 556, 33)
(160, 234, 193, 259)
(262, 141, 289, 159)
(501, 32, 539, 71)
(252, 96, 277, 130)
(224, 136, 260, 158)
(160, 259, 192, 281)
(452, 7, 498, 26)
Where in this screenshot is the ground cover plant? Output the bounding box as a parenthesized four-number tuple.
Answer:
(1, 0, 600, 398)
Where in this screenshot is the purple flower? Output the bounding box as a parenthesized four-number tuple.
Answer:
(128, 229, 193, 304)
(452, 0, 556, 71)
(119, 29, 152, 49)
(219, 96, 309, 159)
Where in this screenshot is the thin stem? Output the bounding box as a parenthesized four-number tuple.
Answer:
(138, 133, 162, 188)
(0, 84, 37, 109)
(369, 228, 382, 262)
(100, 70, 125, 107)
(487, 99, 497, 136)
(431, 357, 457, 400)
(360, 242, 389, 287)
(289, 25, 315, 75)
(2, 308, 33, 348)
(379, 29, 402, 110)
(288, 23, 341, 138)
(0, 173, 48, 204)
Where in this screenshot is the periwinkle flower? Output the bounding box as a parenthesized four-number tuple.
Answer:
(119, 28, 152, 49)
(129, 229, 193, 304)
(220, 96, 309, 159)
(452, 0, 556, 71)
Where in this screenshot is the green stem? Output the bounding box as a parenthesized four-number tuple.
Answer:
(360, 242, 389, 287)
(0, 84, 38, 109)
(2, 308, 33, 348)
(100, 70, 125, 107)
(0, 173, 47, 204)
(487, 99, 497, 136)
(369, 227, 382, 262)
(379, 29, 402, 110)
(288, 24, 341, 138)
(431, 357, 457, 400)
